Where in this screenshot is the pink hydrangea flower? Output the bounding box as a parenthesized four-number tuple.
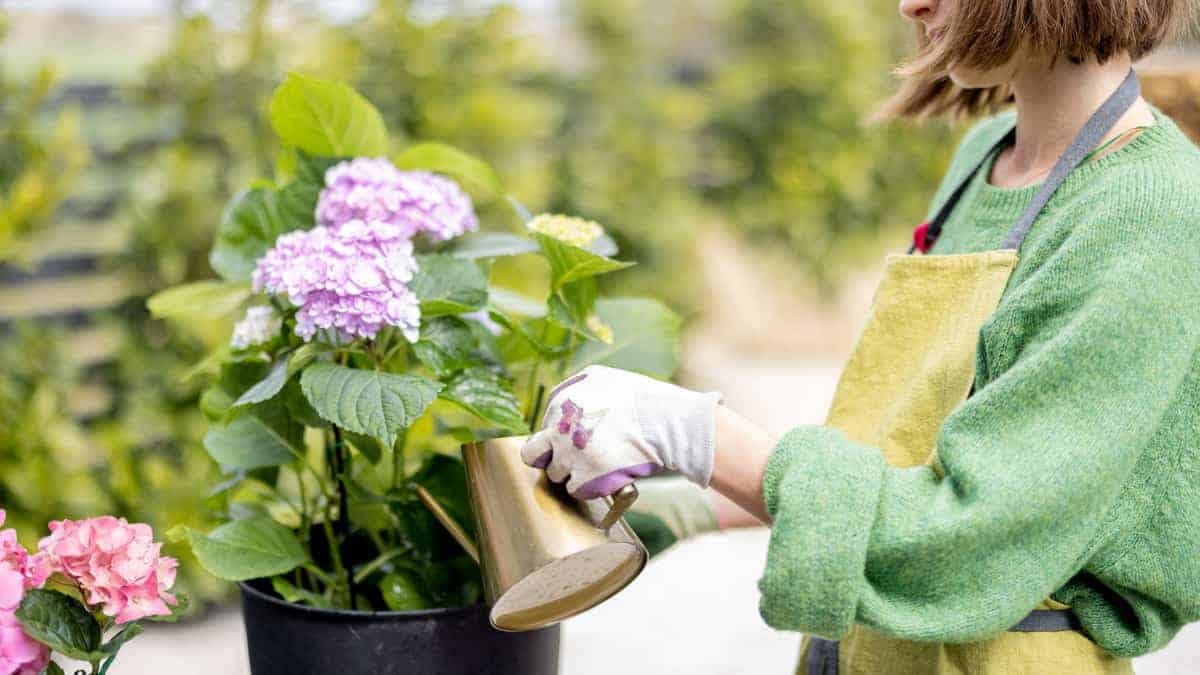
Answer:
(35, 517, 178, 625)
(0, 511, 50, 675)
(252, 222, 421, 343)
(316, 158, 478, 242)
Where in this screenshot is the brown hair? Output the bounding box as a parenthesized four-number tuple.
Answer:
(879, 0, 1196, 120)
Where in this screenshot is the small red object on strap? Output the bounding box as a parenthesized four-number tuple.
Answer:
(912, 220, 934, 253)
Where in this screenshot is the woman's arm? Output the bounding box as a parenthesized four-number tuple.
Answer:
(710, 405, 775, 525)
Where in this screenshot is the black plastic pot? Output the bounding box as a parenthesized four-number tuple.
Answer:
(239, 580, 561, 675)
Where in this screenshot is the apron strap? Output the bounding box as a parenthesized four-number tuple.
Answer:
(916, 69, 1140, 254)
(1000, 70, 1140, 250)
(1008, 609, 1083, 633)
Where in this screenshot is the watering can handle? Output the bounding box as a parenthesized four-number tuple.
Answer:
(598, 484, 639, 531)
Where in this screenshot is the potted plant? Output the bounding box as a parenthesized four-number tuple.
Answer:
(148, 73, 682, 675)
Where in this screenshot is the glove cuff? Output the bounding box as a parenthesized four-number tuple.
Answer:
(636, 386, 723, 487)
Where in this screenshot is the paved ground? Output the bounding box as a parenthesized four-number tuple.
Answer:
(94, 355, 1200, 674)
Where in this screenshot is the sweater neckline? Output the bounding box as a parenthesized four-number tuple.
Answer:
(966, 109, 1176, 219)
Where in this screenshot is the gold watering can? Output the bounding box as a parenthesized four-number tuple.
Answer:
(416, 435, 647, 632)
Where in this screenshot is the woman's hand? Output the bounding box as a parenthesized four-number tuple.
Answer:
(519, 365, 722, 499)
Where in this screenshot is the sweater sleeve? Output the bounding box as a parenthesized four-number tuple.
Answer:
(757, 207, 1200, 643)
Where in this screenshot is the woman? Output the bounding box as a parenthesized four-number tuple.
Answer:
(522, 0, 1200, 673)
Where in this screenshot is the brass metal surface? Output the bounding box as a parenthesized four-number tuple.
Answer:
(461, 436, 647, 632)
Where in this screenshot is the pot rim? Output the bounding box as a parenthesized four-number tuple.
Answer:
(238, 579, 488, 621)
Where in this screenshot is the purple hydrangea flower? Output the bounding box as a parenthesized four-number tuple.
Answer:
(252, 221, 421, 343)
(315, 158, 478, 242)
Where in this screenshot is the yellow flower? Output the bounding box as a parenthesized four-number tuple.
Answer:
(527, 214, 605, 248)
(586, 315, 614, 344)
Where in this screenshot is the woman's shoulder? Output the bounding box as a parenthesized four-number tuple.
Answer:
(1069, 114, 1200, 239)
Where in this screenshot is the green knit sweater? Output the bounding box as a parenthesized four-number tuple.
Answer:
(757, 109, 1200, 657)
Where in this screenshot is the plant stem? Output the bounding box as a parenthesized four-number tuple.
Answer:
(353, 548, 405, 584)
(528, 384, 546, 431)
(329, 426, 356, 608)
(392, 428, 408, 489)
(524, 359, 542, 421)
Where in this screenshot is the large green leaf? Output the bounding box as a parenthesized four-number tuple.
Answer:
(445, 233, 538, 259)
(209, 188, 289, 283)
(412, 317, 476, 376)
(269, 73, 388, 157)
(147, 281, 251, 320)
(277, 152, 340, 230)
(439, 368, 528, 434)
(203, 411, 298, 470)
(534, 233, 633, 290)
(300, 362, 442, 447)
(170, 518, 308, 581)
(15, 589, 101, 662)
(410, 255, 488, 317)
(393, 142, 501, 199)
(570, 298, 682, 380)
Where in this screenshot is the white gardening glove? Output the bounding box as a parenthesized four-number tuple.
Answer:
(520, 365, 723, 499)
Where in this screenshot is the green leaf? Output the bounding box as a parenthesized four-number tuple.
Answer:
(439, 368, 528, 434)
(534, 233, 634, 290)
(412, 317, 476, 376)
(488, 310, 567, 359)
(343, 429, 384, 464)
(393, 142, 501, 199)
(287, 342, 326, 376)
(445, 232, 538, 259)
(171, 518, 308, 581)
(40, 661, 66, 675)
(272, 577, 333, 609)
(379, 570, 433, 611)
(147, 281, 251, 320)
(233, 359, 289, 408)
(15, 589, 101, 661)
(546, 278, 598, 339)
(570, 298, 682, 380)
(277, 152, 340, 231)
(203, 412, 298, 470)
(209, 188, 289, 283)
(300, 362, 442, 447)
(281, 377, 328, 428)
(269, 73, 387, 157)
(410, 255, 488, 317)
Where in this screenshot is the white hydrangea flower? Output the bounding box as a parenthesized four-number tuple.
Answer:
(527, 214, 605, 248)
(231, 306, 282, 350)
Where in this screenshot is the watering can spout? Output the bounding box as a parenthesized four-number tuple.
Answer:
(420, 436, 647, 632)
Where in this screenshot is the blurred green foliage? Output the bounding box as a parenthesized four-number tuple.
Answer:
(0, 0, 958, 607)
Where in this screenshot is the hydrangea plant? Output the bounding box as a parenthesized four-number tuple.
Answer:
(0, 511, 183, 675)
(147, 74, 682, 613)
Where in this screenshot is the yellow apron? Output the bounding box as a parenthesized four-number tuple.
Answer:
(796, 72, 1141, 674)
